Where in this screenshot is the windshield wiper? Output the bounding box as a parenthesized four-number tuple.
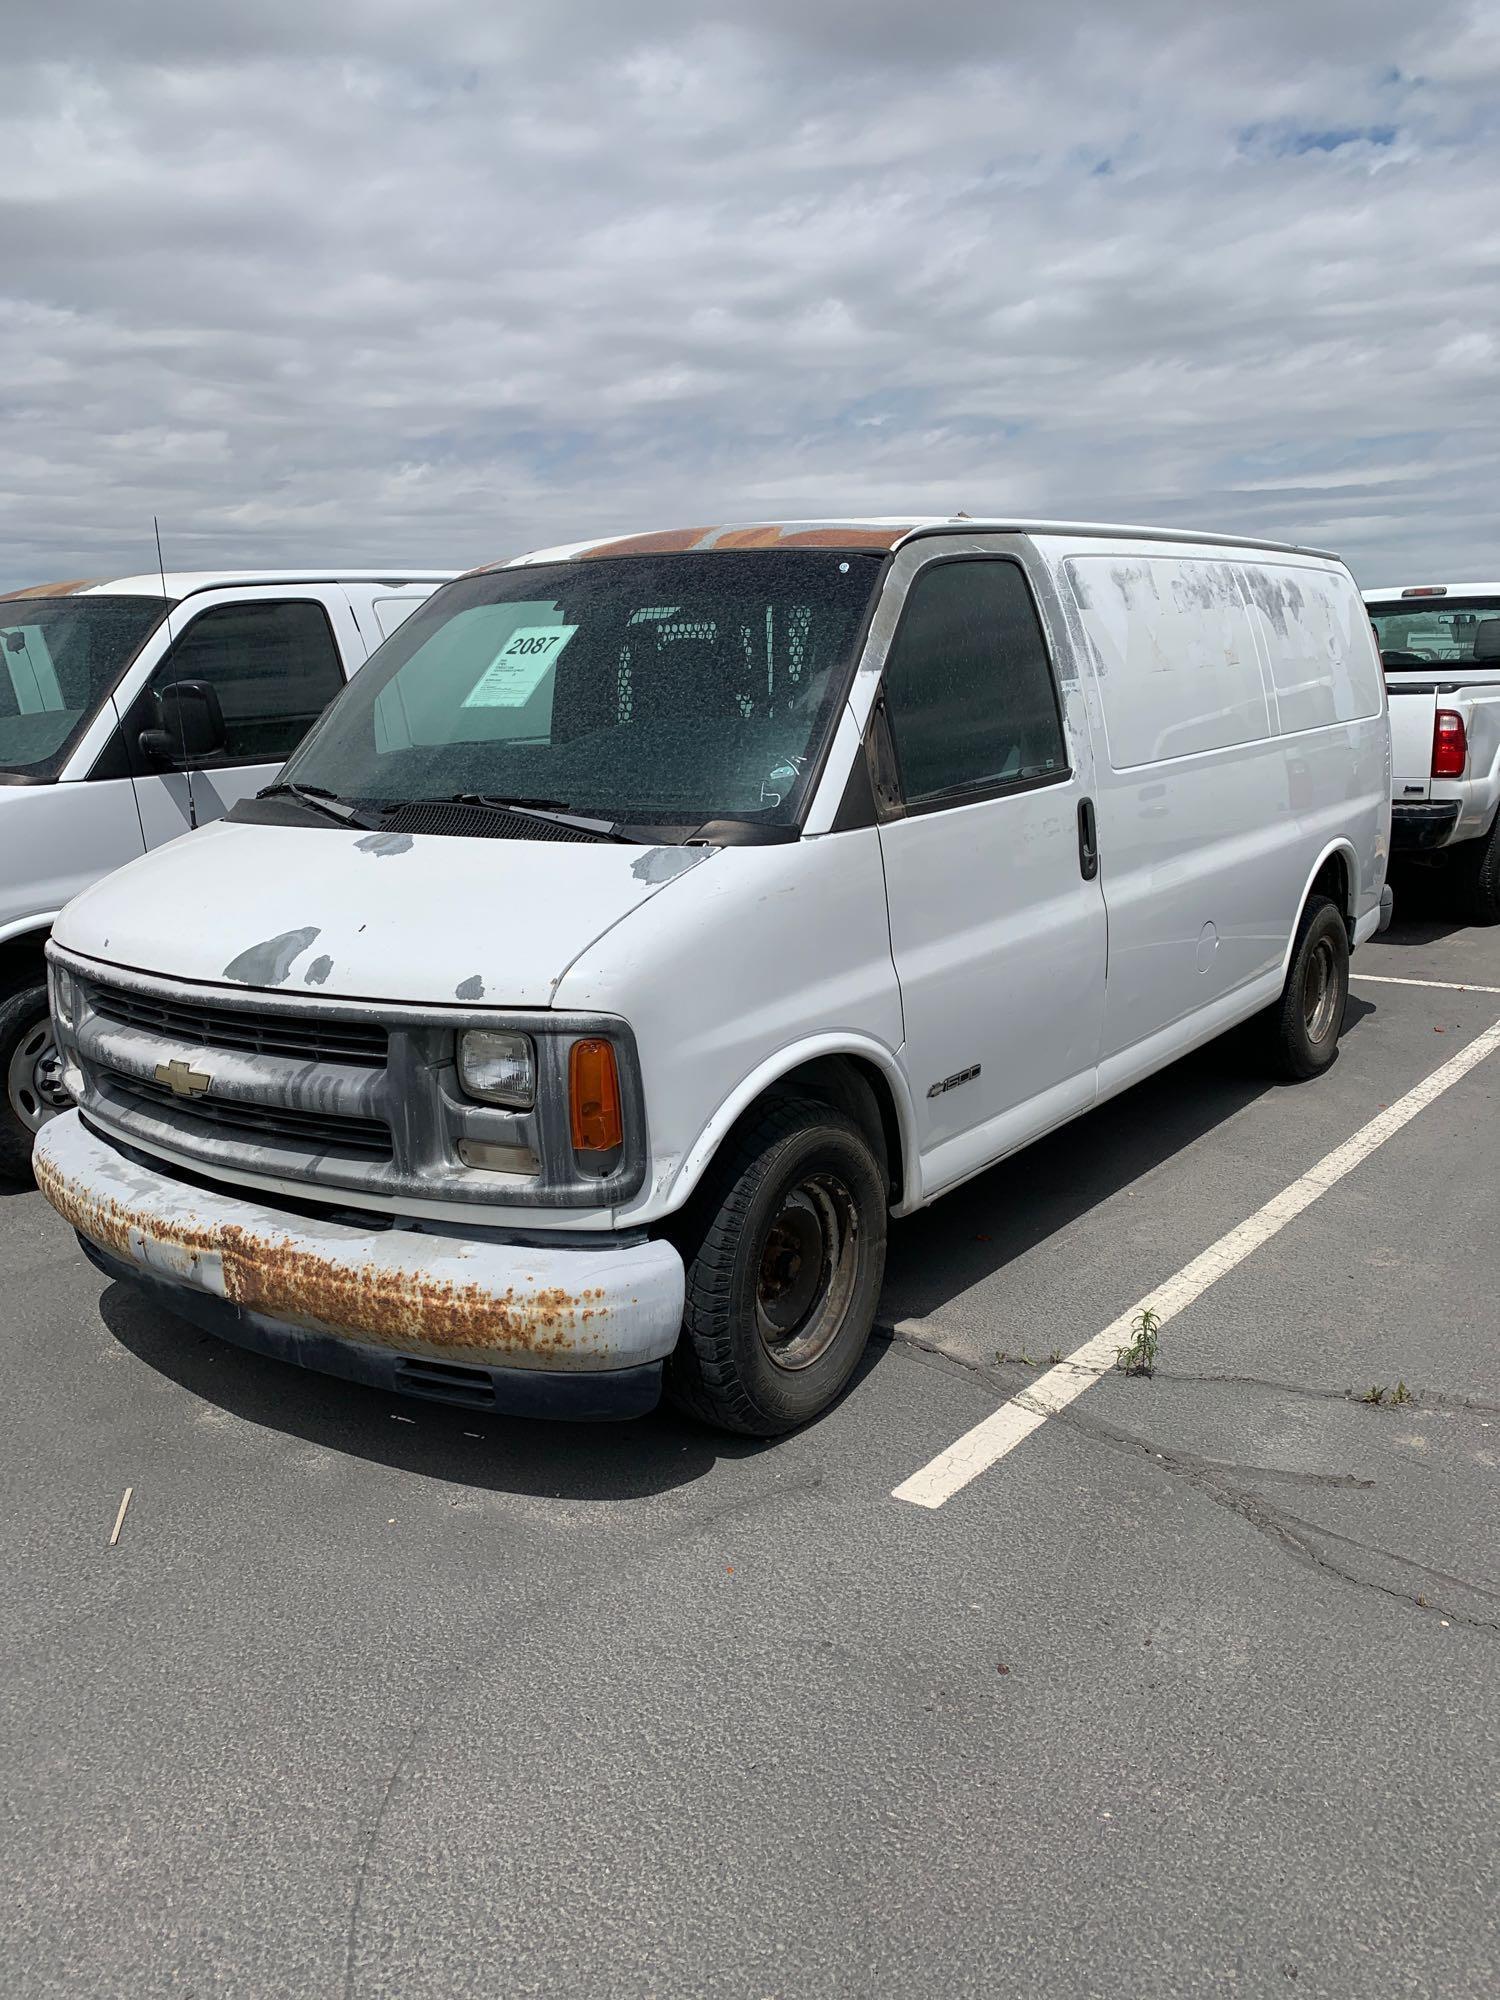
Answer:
(445, 794, 637, 843)
(256, 782, 380, 830)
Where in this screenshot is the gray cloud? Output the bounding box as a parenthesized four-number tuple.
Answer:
(3, 1, 1498, 588)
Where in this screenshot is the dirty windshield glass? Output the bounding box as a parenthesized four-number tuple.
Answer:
(279, 552, 882, 829)
(1369, 597, 1500, 669)
(0, 595, 173, 782)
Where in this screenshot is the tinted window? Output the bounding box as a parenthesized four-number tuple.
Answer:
(881, 561, 1066, 804)
(0, 595, 171, 783)
(147, 600, 345, 765)
(279, 553, 881, 828)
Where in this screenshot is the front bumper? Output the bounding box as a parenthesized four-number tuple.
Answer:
(35, 1112, 685, 1420)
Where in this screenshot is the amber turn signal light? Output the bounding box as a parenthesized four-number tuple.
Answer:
(569, 1038, 623, 1153)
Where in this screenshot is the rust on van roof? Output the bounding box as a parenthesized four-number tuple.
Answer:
(463, 521, 921, 578)
(576, 523, 916, 559)
(0, 579, 101, 601)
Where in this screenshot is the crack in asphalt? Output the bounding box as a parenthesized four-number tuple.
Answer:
(885, 1322, 1500, 1416)
(886, 1326, 1500, 1634)
(342, 1722, 420, 2000)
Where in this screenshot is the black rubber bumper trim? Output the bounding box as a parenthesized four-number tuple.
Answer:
(1391, 801, 1461, 851)
(78, 1236, 664, 1422)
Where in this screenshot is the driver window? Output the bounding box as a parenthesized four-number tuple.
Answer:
(143, 600, 344, 766)
(881, 560, 1068, 808)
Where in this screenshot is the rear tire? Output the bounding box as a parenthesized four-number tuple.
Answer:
(1263, 895, 1349, 1082)
(665, 1097, 888, 1436)
(1, 985, 65, 1182)
(1457, 818, 1500, 925)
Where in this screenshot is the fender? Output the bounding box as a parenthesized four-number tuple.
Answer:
(662, 1030, 923, 1219)
(0, 912, 58, 952)
(1276, 839, 1359, 985)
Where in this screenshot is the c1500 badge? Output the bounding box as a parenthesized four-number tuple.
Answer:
(927, 1063, 980, 1100)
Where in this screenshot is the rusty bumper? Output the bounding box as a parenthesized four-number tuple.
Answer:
(37, 1112, 684, 1416)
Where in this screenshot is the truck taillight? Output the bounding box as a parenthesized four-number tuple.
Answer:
(1433, 709, 1467, 778)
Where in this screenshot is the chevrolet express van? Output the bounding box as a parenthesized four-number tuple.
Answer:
(35, 520, 1391, 1434)
(0, 568, 450, 1174)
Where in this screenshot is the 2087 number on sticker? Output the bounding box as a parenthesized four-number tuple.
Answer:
(463, 624, 579, 708)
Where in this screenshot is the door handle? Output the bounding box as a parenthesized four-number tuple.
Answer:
(1077, 797, 1099, 880)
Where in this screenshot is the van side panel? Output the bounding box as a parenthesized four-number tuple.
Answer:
(1057, 549, 1291, 1059)
(1034, 538, 1386, 1072)
(1240, 564, 1382, 734)
(1069, 555, 1273, 769)
(1240, 563, 1389, 934)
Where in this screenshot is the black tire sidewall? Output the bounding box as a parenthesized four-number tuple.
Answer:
(1465, 821, 1500, 925)
(1278, 900, 1349, 1079)
(0, 984, 54, 1179)
(692, 1113, 887, 1431)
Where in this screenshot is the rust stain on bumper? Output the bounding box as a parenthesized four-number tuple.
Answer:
(36, 1149, 609, 1365)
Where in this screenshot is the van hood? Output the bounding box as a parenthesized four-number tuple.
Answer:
(52, 818, 717, 1009)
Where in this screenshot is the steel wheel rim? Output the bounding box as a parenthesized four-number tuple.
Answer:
(754, 1172, 860, 1372)
(6, 1019, 68, 1134)
(1302, 936, 1341, 1044)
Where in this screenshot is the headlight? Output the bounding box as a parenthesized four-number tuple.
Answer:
(458, 1029, 535, 1108)
(49, 964, 77, 1030)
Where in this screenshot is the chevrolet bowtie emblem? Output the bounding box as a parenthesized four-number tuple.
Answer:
(154, 1058, 211, 1098)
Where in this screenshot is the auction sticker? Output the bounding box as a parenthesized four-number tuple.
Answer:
(462, 624, 578, 707)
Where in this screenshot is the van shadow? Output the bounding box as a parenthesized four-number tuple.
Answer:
(875, 1009, 1371, 1330)
(97, 1280, 775, 1503)
(1383, 862, 1473, 945)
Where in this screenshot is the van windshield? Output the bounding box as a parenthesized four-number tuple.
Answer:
(279, 552, 883, 831)
(0, 595, 174, 783)
(1369, 597, 1500, 670)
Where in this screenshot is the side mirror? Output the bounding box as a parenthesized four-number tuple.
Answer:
(138, 680, 227, 767)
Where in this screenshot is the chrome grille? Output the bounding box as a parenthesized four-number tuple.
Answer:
(86, 983, 388, 1067)
(103, 1069, 393, 1160)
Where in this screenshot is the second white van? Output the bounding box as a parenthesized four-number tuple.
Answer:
(36, 518, 1390, 1433)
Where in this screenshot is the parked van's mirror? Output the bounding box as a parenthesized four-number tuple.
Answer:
(139, 680, 228, 767)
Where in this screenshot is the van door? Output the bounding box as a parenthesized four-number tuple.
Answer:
(874, 553, 1108, 1196)
(1063, 552, 1293, 1068)
(123, 591, 357, 850)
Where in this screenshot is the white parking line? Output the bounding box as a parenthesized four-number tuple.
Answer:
(892, 1013, 1500, 1511)
(1353, 973, 1500, 995)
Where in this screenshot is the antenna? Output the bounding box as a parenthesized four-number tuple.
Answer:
(154, 515, 196, 830)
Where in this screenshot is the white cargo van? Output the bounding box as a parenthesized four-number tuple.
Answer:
(35, 520, 1390, 1433)
(0, 568, 451, 1173)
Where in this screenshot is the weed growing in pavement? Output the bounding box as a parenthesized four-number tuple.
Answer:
(1116, 1306, 1160, 1377)
(1392, 1380, 1412, 1405)
(1361, 1385, 1388, 1405)
(1048, 1350, 1063, 1366)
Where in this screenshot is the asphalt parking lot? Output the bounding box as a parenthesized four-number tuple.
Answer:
(4, 876, 1497, 2000)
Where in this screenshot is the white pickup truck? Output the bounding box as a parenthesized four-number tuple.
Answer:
(1365, 584, 1500, 922)
(1, 567, 451, 1175)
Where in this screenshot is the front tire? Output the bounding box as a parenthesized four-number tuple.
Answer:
(665, 1098, 888, 1436)
(1, 985, 67, 1182)
(1263, 895, 1349, 1082)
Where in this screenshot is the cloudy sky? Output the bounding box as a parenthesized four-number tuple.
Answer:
(3, 1, 1498, 590)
